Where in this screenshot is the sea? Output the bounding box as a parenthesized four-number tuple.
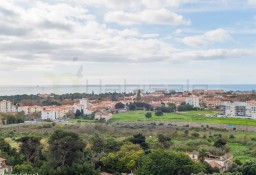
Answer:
(0, 84, 256, 96)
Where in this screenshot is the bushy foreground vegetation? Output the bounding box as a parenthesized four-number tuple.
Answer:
(0, 121, 256, 175)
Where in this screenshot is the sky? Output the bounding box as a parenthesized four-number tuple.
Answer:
(0, 0, 256, 86)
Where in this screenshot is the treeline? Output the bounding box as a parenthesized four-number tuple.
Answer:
(0, 92, 134, 105)
(1, 130, 255, 175)
(0, 112, 25, 124)
(126, 102, 199, 113)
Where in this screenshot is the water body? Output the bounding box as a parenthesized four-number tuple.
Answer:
(0, 84, 256, 96)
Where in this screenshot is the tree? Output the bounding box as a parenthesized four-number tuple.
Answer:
(177, 103, 194, 111)
(184, 130, 189, 137)
(130, 134, 148, 150)
(203, 162, 219, 174)
(115, 102, 125, 109)
(168, 103, 176, 111)
(90, 133, 105, 153)
(75, 109, 82, 118)
(13, 162, 35, 174)
(227, 162, 242, 173)
(145, 112, 152, 119)
(242, 161, 256, 175)
(214, 138, 227, 148)
(101, 144, 144, 173)
(39, 130, 99, 175)
(155, 110, 163, 116)
(128, 103, 136, 110)
(136, 150, 204, 175)
(0, 138, 12, 155)
(158, 134, 171, 149)
(48, 130, 84, 168)
(155, 106, 175, 113)
(198, 148, 207, 162)
(136, 90, 142, 102)
(17, 136, 43, 165)
(105, 139, 120, 153)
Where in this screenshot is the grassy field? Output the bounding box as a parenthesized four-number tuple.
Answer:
(228, 143, 256, 162)
(109, 110, 256, 126)
(69, 119, 96, 123)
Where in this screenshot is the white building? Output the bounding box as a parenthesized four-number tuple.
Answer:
(41, 110, 56, 120)
(0, 100, 17, 113)
(94, 111, 113, 121)
(18, 106, 43, 115)
(73, 98, 92, 115)
(185, 97, 200, 108)
(41, 106, 72, 120)
(41, 98, 91, 120)
(79, 98, 89, 108)
(219, 101, 256, 119)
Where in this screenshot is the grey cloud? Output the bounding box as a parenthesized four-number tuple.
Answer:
(0, 6, 17, 17)
(0, 41, 63, 52)
(0, 25, 28, 36)
(39, 20, 73, 31)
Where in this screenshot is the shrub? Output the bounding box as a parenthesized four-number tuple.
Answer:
(191, 132, 200, 138)
(155, 110, 163, 116)
(145, 112, 152, 118)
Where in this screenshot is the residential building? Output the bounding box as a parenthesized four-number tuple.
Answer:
(0, 157, 12, 175)
(18, 106, 43, 115)
(41, 106, 73, 120)
(185, 97, 200, 108)
(186, 151, 199, 161)
(218, 101, 256, 119)
(41, 109, 56, 120)
(41, 98, 91, 120)
(206, 100, 222, 109)
(186, 152, 233, 172)
(204, 153, 233, 172)
(95, 111, 113, 121)
(0, 100, 17, 113)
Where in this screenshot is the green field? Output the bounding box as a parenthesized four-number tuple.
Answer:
(69, 119, 96, 123)
(228, 143, 256, 162)
(109, 110, 256, 126)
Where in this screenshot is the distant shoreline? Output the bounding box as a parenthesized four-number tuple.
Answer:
(0, 84, 256, 96)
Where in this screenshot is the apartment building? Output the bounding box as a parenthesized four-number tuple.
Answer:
(219, 102, 256, 119)
(41, 107, 71, 120)
(0, 100, 17, 113)
(185, 97, 200, 108)
(18, 106, 43, 115)
(41, 98, 91, 120)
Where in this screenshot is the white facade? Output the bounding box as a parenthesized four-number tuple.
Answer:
(41, 110, 56, 120)
(185, 97, 200, 108)
(73, 98, 92, 115)
(219, 101, 256, 119)
(41, 106, 73, 120)
(0, 100, 17, 113)
(18, 106, 43, 115)
(79, 98, 89, 108)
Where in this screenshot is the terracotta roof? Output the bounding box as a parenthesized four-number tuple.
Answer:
(101, 172, 112, 175)
(209, 161, 222, 169)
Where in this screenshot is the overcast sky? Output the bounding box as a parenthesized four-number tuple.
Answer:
(1, 0, 256, 85)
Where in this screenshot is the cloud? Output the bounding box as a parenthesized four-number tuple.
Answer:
(104, 9, 190, 26)
(83, 0, 195, 10)
(171, 49, 256, 61)
(0, 0, 254, 74)
(182, 28, 231, 47)
(248, 0, 256, 5)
